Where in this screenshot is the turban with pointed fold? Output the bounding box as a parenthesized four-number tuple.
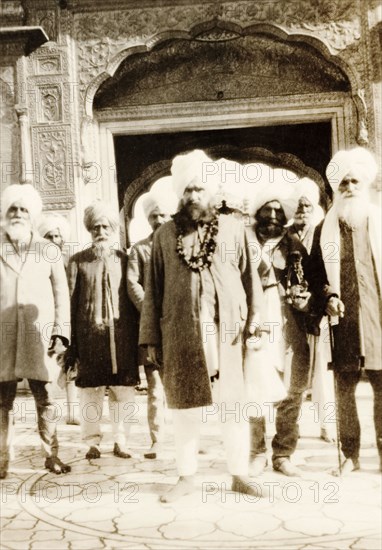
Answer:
(249, 168, 299, 221)
(326, 147, 378, 192)
(171, 149, 218, 199)
(1, 184, 43, 222)
(38, 212, 71, 243)
(83, 200, 119, 233)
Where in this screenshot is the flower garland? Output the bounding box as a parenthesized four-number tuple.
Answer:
(174, 211, 219, 272)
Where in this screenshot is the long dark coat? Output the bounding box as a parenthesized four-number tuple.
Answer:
(0, 231, 70, 382)
(67, 247, 139, 388)
(139, 214, 264, 409)
(309, 217, 381, 372)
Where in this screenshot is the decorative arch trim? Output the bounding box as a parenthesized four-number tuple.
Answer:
(84, 20, 358, 117)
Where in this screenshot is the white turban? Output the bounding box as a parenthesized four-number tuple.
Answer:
(141, 188, 178, 219)
(1, 184, 43, 222)
(38, 212, 71, 243)
(293, 177, 324, 226)
(249, 168, 299, 221)
(171, 149, 218, 199)
(83, 200, 119, 233)
(326, 147, 378, 192)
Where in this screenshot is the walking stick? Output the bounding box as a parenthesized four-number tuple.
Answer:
(328, 317, 342, 476)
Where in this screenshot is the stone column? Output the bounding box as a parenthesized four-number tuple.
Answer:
(15, 105, 33, 184)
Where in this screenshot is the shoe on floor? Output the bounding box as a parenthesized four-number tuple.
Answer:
(0, 458, 9, 480)
(144, 443, 164, 459)
(249, 455, 268, 477)
(273, 458, 302, 477)
(45, 457, 71, 474)
(113, 443, 132, 459)
(85, 446, 101, 460)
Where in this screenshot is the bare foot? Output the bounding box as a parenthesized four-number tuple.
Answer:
(249, 455, 268, 477)
(160, 476, 195, 503)
(320, 428, 335, 443)
(332, 458, 360, 477)
(45, 457, 71, 474)
(231, 475, 265, 498)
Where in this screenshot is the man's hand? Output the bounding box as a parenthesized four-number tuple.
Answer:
(48, 335, 68, 356)
(245, 313, 262, 350)
(290, 290, 311, 312)
(325, 297, 345, 317)
(147, 345, 162, 367)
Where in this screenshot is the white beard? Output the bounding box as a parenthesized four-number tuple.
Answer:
(92, 238, 114, 258)
(334, 192, 369, 228)
(6, 221, 32, 243)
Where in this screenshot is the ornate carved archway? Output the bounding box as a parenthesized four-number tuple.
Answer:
(87, 20, 360, 243)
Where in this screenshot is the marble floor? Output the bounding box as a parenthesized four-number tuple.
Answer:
(1, 381, 381, 550)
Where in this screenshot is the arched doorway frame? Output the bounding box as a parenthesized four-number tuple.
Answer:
(86, 21, 360, 226)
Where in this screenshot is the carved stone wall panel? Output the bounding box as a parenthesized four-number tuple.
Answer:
(38, 84, 62, 122)
(34, 54, 62, 75)
(27, 44, 69, 77)
(31, 125, 75, 209)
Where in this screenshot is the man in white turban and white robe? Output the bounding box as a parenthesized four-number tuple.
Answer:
(0, 184, 71, 478)
(310, 147, 381, 475)
(139, 150, 265, 502)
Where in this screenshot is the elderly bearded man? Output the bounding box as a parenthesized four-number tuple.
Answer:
(0, 184, 71, 478)
(128, 189, 177, 459)
(139, 150, 264, 503)
(310, 147, 381, 475)
(67, 201, 139, 460)
(287, 180, 336, 444)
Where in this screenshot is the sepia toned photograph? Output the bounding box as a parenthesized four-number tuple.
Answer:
(0, 1, 381, 549)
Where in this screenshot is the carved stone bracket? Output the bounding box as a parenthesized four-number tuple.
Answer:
(353, 89, 369, 145)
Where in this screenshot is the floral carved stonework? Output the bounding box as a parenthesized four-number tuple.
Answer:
(31, 125, 75, 209)
(39, 86, 62, 122)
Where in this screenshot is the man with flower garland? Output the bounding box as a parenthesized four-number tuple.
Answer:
(139, 150, 264, 503)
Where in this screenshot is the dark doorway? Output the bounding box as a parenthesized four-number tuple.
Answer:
(114, 120, 332, 212)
